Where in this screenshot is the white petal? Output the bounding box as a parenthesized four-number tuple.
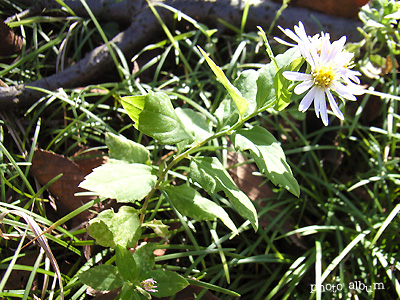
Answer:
(283, 71, 312, 81)
(331, 36, 346, 57)
(294, 80, 314, 94)
(283, 28, 303, 44)
(294, 21, 309, 43)
(326, 89, 344, 120)
(342, 69, 361, 84)
(299, 44, 315, 67)
(345, 83, 366, 95)
(314, 88, 325, 118)
(274, 37, 296, 47)
(333, 83, 357, 101)
(320, 36, 331, 62)
(335, 52, 354, 67)
(299, 86, 317, 112)
(309, 45, 322, 66)
(327, 37, 346, 62)
(319, 91, 329, 126)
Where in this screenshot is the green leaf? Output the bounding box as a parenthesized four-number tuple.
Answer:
(214, 98, 239, 131)
(147, 269, 188, 297)
(163, 184, 238, 233)
(274, 57, 304, 111)
(145, 219, 169, 239)
(87, 206, 142, 248)
(256, 47, 300, 109)
(121, 91, 194, 145)
(256, 62, 277, 109)
(190, 157, 258, 231)
(198, 47, 249, 117)
(79, 160, 156, 203)
(106, 132, 150, 164)
(116, 245, 139, 282)
(175, 108, 212, 142)
(133, 243, 155, 280)
(120, 95, 145, 123)
(232, 126, 300, 196)
(119, 284, 145, 300)
(233, 69, 258, 117)
(79, 265, 124, 291)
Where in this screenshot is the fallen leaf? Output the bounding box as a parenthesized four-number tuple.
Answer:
(384, 54, 399, 74)
(31, 149, 107, 227)
(0, 19, 23, 58)
(227, 151, 274, 201)
(72, 148, 109, 176)
(227, 151, 307, 248)
(0, 251, 39, 290)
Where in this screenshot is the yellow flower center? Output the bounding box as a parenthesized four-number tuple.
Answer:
(312, 64, 336, 88)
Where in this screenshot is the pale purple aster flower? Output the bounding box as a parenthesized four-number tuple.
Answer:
(276, 22, 364, 125)
(141, 278, 158, 293)
(274, 21, 314, 58)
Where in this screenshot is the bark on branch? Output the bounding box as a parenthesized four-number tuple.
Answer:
(1, 0, 362, 110)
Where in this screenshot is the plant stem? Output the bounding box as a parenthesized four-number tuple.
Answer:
(138, 101, 270, 226)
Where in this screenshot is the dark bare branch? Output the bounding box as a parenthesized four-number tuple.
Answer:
(1, 0, 362, 110)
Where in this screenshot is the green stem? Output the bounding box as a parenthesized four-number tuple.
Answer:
(139, 101, 269, 226)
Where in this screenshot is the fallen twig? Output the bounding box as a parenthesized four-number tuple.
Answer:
(0, 0, 362, 110)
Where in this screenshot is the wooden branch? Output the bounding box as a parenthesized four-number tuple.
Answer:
(1, 0, 362, 110)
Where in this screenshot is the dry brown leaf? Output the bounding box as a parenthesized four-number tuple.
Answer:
(227, 152, 274, 201)
(384, 54, 399, 74)
(0, 252, 39, 290)
(227, 151, 307, 249)
(31, 149, 107, 227)
(72, 148, 109, 176)
(0, 20, 23, 58)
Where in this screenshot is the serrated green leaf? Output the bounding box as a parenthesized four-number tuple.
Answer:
(274, 57, 304, 111)
(198, 47, 249, 117)
(232, 126, 300, 196)
(163, 184, 238, 233)
(105, 132, 150, 164)
(256, 48, 300, 109)
(121, 91, 194, 145)
(79, 265, 124, 291)
(116, 245, 139, 282)
(133, 243, 156, 281)
(79, 160, 156, 203)
(87, 206, 141, 248)
(175, 108, 212, 142)
(190, 157, 258, 231)
(146, 269, 188, 297)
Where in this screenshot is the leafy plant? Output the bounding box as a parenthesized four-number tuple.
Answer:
(1, 1, 400, 299)
(77, 28, 301, 298)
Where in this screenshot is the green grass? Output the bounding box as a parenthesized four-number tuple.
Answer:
(1, 0, 399, 299)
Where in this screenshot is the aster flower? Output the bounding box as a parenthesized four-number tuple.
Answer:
(275, 21, 314, 58)
(141, 278, 158, 293)
(276, 22, 364, 125)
